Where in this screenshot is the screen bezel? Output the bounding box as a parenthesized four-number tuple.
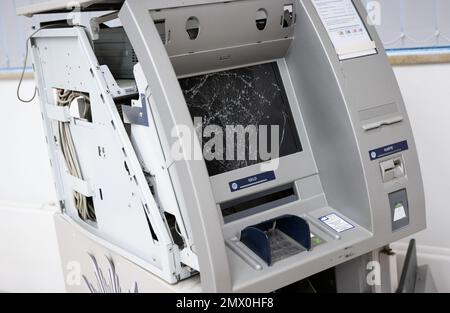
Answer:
(179, 59, 317, 204)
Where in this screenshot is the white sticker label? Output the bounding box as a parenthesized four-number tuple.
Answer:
(394, 204, 407, 222)
(320, 213, 354, 233)
(311, 0, 376, 60)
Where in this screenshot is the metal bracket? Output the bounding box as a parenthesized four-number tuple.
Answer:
(89, 11, 120, 40)
(70, 174, 95, 197)
(99, 65, 138, 97)
(122, 94, 149, 126)
(46, 104, 71, 122)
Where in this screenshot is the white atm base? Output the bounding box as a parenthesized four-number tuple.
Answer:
(55, 214, 201, 293)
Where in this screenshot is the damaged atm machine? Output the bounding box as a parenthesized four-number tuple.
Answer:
(18, 0, 427, 293)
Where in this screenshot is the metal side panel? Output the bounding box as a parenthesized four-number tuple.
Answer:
(30, 26, 179, 284)
(17, 0, 125, 16)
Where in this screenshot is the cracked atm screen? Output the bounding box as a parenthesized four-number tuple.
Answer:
(179, 62, 302, 177)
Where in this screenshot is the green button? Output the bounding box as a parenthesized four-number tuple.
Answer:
(312, 237, 323, 245)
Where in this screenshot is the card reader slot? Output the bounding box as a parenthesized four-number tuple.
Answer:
(380, 156, 405, 182)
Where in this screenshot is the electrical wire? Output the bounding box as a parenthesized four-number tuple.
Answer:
(57, 89, 96, 221)
(16, 22, 95, 220)
(17, 23, 83, 103)
(306, 279, 317, 293)
(174, 220, 183, 238)
(17, 24, 63, 103)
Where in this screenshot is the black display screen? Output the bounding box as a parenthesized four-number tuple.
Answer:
(179, 62, 302, 177)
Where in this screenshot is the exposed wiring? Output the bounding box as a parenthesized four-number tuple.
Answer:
(267, 220, 277, 237)
(57, 89, 96, 221)
(174, 220, 183, 238)
(16, 23, 95, 221)
(17, 23, 81, 103)
(307, 279, 317, 294)
(17, 24, 61, 103)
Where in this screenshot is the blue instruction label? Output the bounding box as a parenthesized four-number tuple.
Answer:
(369, 141, 409, 161)
(229, 171, 276, 192)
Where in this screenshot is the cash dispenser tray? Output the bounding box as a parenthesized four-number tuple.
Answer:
(241, 215, 311, 266)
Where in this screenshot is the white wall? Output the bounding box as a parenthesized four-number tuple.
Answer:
(0, 203, 64, 292)
(0, 78, 62, 292)
(0, 79, 56, 204)
(0, 63, 449, 292)
(393, 64, 450, 249)
(392, 64, 450, 292)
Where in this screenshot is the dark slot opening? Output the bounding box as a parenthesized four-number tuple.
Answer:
(154, 19, 167, 44)
(186, 17, 200, 40)
(143, 205, 158, 242)
(221, 185, 297, 222)
(39, 20, 71, 28)
(276, 267, 336, 293)
(256, 19, 267, 30)
(164, 212, 185, 248)
(124, 161, 130, 176)
(282, 4, 294, 28)
(256, 8, 268, 31)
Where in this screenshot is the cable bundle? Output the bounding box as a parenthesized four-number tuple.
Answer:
(57, 89, 96, 222)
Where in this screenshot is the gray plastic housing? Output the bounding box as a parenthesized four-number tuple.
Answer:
(119, 0, 426, 292)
